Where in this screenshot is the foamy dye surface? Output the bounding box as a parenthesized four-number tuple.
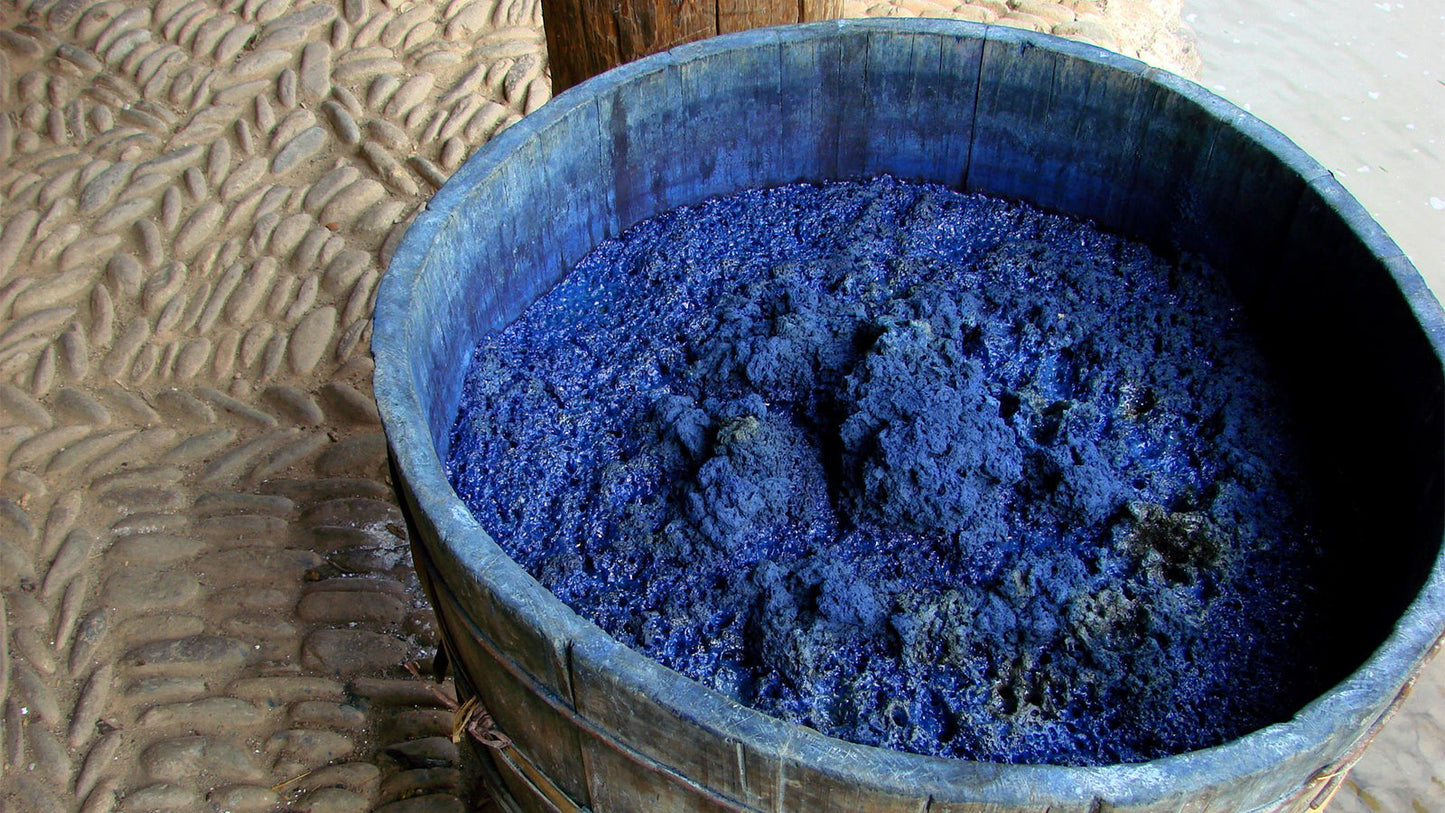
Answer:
(446, 176, 1327, 765)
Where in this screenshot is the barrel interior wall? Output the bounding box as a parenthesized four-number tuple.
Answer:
(1261, 197, 1445, 685)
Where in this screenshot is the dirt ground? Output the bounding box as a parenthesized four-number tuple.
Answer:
(0, 0, 1437, 810)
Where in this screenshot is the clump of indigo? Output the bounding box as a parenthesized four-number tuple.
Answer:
(446, 176, 1327, 766)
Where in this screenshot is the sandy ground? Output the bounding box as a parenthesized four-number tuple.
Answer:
(0, 0, 1436, 810)
(1188, 0, 1445, 301)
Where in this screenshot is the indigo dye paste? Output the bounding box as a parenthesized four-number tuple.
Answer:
(446, 176, 1328, 766)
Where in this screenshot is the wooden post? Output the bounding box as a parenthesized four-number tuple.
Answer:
(542, 0, 843, 94)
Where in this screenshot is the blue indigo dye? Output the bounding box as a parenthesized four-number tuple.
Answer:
(446, 176, 1328, 766)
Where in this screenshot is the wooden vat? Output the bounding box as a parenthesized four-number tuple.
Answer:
(374, 20, 1445, 812)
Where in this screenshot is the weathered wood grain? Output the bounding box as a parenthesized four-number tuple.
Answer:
(542, 0, 844, 93)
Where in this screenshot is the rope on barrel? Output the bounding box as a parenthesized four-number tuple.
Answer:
(403, 660, 514, 750)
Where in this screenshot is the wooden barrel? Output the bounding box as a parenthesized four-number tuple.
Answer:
(373, 20, 1445, 812)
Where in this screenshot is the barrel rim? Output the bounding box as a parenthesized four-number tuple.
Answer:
(373, 18, 1445, 807)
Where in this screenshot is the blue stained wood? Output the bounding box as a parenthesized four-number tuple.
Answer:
(374, 19, 1445, 813)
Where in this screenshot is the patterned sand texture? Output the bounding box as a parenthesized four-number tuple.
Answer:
(0, 0, 1435, 811)
(844, 0, 1201, 77)
(1, 0, 542, 808)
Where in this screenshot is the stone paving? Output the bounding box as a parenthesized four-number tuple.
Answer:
(0, 0, 1436, 810)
